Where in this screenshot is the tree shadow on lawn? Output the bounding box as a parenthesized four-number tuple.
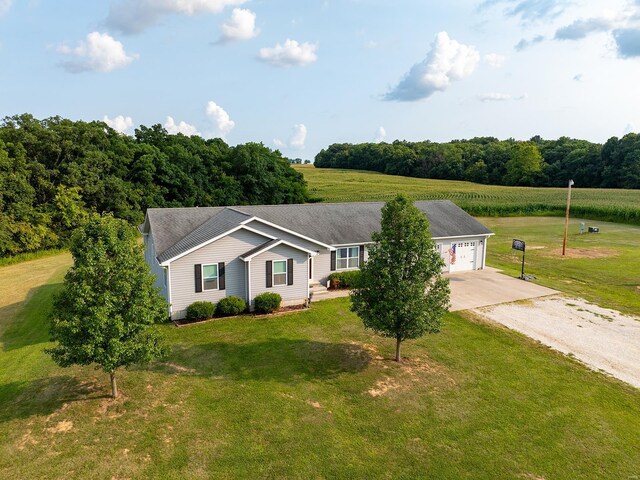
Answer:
(0, 283, 61, 352)
(159, 339, 372, 383)
(0, 375, 107, 423)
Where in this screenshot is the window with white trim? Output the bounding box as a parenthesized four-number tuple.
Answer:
(337, 246, 359, 270)
(273, 260, 287, 286)
(202, 264, 218, 290)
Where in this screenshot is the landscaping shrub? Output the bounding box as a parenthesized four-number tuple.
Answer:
(254, 292, 282, 314)
(328, 270, 361, 289)
(216, 296, 248, 317)
(186, 301, 216, 321)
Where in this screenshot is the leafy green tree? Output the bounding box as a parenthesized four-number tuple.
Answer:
(0, 114, 309, 258)
(504, 142, 545, 186)
(51, 185, 89, 241)
(47, 214, 169, 398)
(350, 195, 450, 362)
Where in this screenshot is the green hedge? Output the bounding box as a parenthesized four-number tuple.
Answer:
(328, 270, 361, 289)
(216, 296, 248, 317)
(186, 301, 216, 321)
(254, 292, 282, 314)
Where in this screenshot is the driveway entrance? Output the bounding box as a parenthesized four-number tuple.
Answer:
(446, 267, 557, 311)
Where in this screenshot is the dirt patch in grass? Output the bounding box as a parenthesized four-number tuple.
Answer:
(544, 247, 619, 259)
(161, 362, 197, 374)
(349, 341, 384, 360)
(367, 358, 456, 398)
(16, 430, 39, 450)
(367, 356, 455, 397)
(45, 420, 73, 433)
(368, 376, 401, 397)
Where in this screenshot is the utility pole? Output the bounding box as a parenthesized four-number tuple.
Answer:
(562, 179, 574, 256)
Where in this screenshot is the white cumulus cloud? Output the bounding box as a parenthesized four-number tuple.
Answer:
(103, 115, 134, 133)
(218, 8, 258, 43)
(258, 39, 318, 67)
(385, 32, 480, 102)
(106, 0, 247, 34)
(274, 124, 307, 150)
(57, 32, 137, 73)
(164, 116, 200, 136)
(374, 126, 387, 143)
(205, 101, 235, 138)
(484, 53, 505, 67)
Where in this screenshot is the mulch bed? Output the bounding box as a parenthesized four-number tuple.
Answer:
(173, 304, 309, 327)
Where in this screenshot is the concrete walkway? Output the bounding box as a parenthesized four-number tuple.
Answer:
(311, 267, 558, 311)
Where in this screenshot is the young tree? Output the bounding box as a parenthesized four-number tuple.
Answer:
(351, 195, 450, 362)
(47, 214, 169, 398)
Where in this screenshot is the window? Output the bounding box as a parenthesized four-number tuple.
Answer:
(337, 246, 359, 270)
(273, 260, 287, 286)
(202, 264, 218, 290)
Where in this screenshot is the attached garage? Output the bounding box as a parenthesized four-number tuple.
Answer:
(437, 237, 488, 274)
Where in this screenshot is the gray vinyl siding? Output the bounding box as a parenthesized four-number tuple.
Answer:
(144, 234, 167, 300)
(244, 219, 335, 285)
(169, 228, 270, 319)
(312, 250, 332, 286)
(250, 244, 308, 309)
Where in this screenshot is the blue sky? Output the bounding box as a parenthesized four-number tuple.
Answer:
(1, 0, 640, 159)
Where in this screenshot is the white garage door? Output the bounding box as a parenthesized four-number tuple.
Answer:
(449, 241, 477, 273)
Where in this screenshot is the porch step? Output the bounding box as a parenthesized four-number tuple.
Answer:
(309, 282, 328, 294)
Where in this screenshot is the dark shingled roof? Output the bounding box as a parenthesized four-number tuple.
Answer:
(239, 239, 281, 261)
(155, 208, 251, 264)
(145, 206, 225, 256)
(144, 200, 493, 263)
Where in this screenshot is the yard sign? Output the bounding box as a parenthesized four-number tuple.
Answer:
(512, 239, 526, 279)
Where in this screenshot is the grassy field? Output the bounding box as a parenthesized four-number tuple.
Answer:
(1, 253, 640, 479)
(481, 217, 640, 316)
(295, 165, 640, 224)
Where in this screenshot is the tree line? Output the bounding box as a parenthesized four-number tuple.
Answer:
(0, 114, 309, 257)
(314, 135, 640, 189)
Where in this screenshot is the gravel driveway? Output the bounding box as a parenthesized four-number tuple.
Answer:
(473, 295, 640, 389)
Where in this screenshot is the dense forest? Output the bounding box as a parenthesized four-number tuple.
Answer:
(0, 114, 309, 257)
(314, 135, 640, 189)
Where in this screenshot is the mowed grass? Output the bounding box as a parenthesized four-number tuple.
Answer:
(295, 165, 640, 223)
(481, 217, 640, 316)
(1, 254, 640, 479)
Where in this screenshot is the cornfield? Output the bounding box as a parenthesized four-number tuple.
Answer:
(295, 166, 640, 224)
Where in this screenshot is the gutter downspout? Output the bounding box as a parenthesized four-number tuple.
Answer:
(247, 260, 252, 312)
(166, 264, 173, 319)
(482, 236, 488, 270)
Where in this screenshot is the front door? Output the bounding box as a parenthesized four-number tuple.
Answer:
(309, 257, 313, 280)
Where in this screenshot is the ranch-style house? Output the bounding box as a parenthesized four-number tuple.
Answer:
(140, 201, 494, 319)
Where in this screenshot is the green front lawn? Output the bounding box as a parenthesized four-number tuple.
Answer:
(1, 259, 639, 479)
(482, 217, 640, 315)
